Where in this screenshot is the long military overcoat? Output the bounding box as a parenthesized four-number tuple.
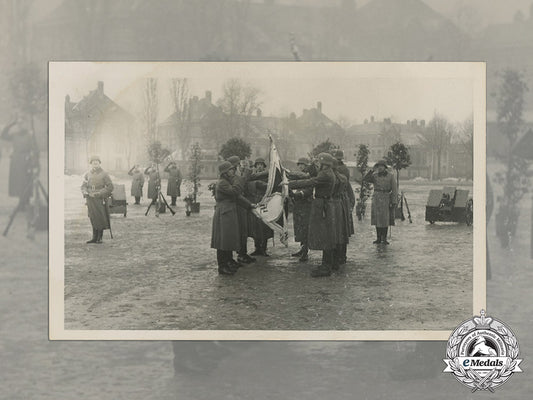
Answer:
(129, 169, 144, 197)
(144, 167, 160, 200)
(165, 165, 182, 197)
(366, 170, 398, 227)
(333, 170, 350, 245)
(81, 167, 114, 230)
(289, 168, 337, 250)
(211, 175, 252, 251)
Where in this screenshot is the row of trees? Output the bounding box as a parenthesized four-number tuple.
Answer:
(141, 77, 262, 162)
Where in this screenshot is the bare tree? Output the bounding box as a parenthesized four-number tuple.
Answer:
(418, 113, 452, 180)
(169, 78, 192, 160)
(142, 78, 158, 146)
(217, 79, 261, 139)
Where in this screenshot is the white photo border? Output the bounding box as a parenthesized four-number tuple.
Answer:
(49, 61, 486, 340)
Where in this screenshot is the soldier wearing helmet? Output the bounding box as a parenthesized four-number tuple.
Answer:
(211, 161, 256, 275)
(287, 157, 314, 261)
(225, 155, 256, 264)
(363, 159, 397, 244)
(81, 155, 114, 244)
(288, 152, 338, 277)
(330, 149, 355, 265)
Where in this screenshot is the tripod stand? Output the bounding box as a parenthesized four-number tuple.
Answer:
(144, 164, 175, 217)
(3, 166, 49, 237)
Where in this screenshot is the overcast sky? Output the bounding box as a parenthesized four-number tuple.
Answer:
(53, 62, 479, 125)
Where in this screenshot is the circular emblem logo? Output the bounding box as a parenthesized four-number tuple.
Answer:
(443, 310, 523, 392)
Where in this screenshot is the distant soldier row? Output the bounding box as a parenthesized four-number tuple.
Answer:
(128, 162, 182, 206)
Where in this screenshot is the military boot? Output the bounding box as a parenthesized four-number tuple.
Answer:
(299, 245, 309, 262)
(381, 228, 389, 245)
(218, 263, 236, 275)
(96, 229, 103, 243)
(86, 229, 98, 244)
(373, 227, 381, 244)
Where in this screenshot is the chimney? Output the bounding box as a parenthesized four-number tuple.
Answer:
(317, 101, 322, 113)
(97, 81, 104, 95)
(256, 108, 262, 117)
(205, 90, 212, 104)
(412, 118, 417, 126)
(370, 115, 374, 123)
(420, 119, 425, 128)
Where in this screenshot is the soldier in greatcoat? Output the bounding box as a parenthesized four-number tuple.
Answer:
(289, 157, 313, 262)
(289, 152, 338, 277)
(227, 155, 256, 264)
(144, 163, 160, 204)
(211, 161, 255, 275)
(332, 150, 355, 264)
(81, 155, 114, 244)
(1, 117, 37, 207)
(246, 158, 274, 258)
(128, 165, 144, 205)
(164, 161, 182, 206)
(363, 160, 397, 244)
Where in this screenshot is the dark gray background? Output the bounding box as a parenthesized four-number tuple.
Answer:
(1, 1, 531, 398)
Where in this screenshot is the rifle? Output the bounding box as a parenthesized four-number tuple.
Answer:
(402, 192, 413, 223)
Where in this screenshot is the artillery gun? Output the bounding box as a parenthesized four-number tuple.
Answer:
(425, 186, 473, 225)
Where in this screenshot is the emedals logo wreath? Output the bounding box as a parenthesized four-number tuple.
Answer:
(443, 310, 523, 392)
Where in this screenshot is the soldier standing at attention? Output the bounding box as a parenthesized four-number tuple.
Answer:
(164, 161, 182, 206)
(289, 157, 313, 262)
(363, 160, 397, 244)
(128, 164, 144, 205)
(211, 161, 255, 275)
(81, 156, 114, 244)
(144, 163, 160, 205)
(289, 153, 337, 277)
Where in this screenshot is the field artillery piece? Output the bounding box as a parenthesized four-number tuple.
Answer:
(425, 186, 473, 225)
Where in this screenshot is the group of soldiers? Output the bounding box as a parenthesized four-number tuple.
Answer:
(211, 149, 397, 278)
(81, 159, 183, 244)
(128, 162, 182, 206)
(79, 147, 397, 277)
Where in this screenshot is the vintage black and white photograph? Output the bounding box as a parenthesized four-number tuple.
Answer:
(49, 62, 484, 339)
(2, 0, 533, 398)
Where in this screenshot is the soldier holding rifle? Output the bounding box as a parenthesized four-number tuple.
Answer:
(81, 155, 114, 244)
